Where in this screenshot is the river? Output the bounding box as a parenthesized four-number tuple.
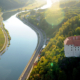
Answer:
(0, 0, 52, 80)
(0, 14, 38, 80)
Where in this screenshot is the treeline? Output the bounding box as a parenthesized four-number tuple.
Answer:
(60, 0, 80, 8)
(0, 10, 11, 51)
(27, 1, 80, 80)
(0, 11, 5, 50)
(0, 27, 5, 50)
(0, 0, 35, 11)
(18, 1, 80, 80)
(24, 1, 80, 38)
(3, 24, 11, 46)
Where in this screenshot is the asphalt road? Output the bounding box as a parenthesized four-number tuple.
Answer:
(18, 18, 46, 80)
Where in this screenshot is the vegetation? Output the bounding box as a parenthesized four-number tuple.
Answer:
(0, 27, 5, 50)
(28, 14, 80, 80)
(3, 24, 11, 47)
(22, 1, 80, 80)
(18, 1, 80, 38)
(2, 0, 46, 20)
(2, 10, 19, 21)
(0, 0, 29, 11)
(17, 11, 30, 20)
(21, 0, 46, 10)
(0, 10, 11, 52)
(2, 0, 80, 79)
(0, 0, 46, 12)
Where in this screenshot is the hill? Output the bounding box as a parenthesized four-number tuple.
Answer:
(25, 1, 80, 80)
(0, 0, 35, 11)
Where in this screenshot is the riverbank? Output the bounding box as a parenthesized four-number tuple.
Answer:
(0, 23, 11, 55)
(2, 1, 46, 16)
(17, 16, 46, 80)
(0, 25, 8, 54)
(0, 13, 11, 55)
(2, 0, 47, 21)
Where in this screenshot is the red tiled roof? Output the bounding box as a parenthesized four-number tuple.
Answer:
(74, 40, 80, 46)
(64, 36, 80, 46)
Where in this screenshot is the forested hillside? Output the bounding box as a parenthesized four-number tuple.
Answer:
(18, 0, 80, 38)
(25, 1, 80, 80)
(28, 12, 80, 80)
(0, 0, 35, 11)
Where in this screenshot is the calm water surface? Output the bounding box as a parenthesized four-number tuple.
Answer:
(0, 0, 53, 79)
(0, 14, 38, 80)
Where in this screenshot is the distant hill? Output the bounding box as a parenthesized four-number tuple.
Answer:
(0, 0, 35, 11)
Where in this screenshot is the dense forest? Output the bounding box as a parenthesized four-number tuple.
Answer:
(0, 0, 35, 11)
(28, 16, 80, 80)
(24, 1, 80, 80)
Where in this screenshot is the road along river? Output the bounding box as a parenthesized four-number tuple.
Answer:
(17, 17, 46, 80)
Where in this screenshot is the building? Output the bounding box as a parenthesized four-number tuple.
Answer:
(64, 36, 80, 57)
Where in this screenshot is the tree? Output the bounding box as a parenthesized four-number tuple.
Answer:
(30, 10, 36, 15)
(72, 68, 78, 80)
(75, 27, 80, 35)
(58, 71, 67, 80)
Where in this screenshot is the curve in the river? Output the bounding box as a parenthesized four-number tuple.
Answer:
(18, 18, 46, 80)
(0, 13, 38, 80)
(0, 0, 51, 79)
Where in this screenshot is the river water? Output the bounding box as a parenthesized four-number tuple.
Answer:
(0, 0, 52, 80)
(0, 14, 38, 80)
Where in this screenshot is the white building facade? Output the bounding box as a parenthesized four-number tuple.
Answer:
(64, 36, 80, 57)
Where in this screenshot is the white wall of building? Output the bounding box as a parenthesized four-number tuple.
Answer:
(64, 45, 80, 57)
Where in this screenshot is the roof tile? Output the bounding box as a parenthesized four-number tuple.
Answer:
(64, 36, 80, 46)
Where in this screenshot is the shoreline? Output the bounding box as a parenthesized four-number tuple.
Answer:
(17, 17, 46, 80)
(0, 23, 9, 55)
(2, 2, 46, 13)
(0, 14, 9, 55)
